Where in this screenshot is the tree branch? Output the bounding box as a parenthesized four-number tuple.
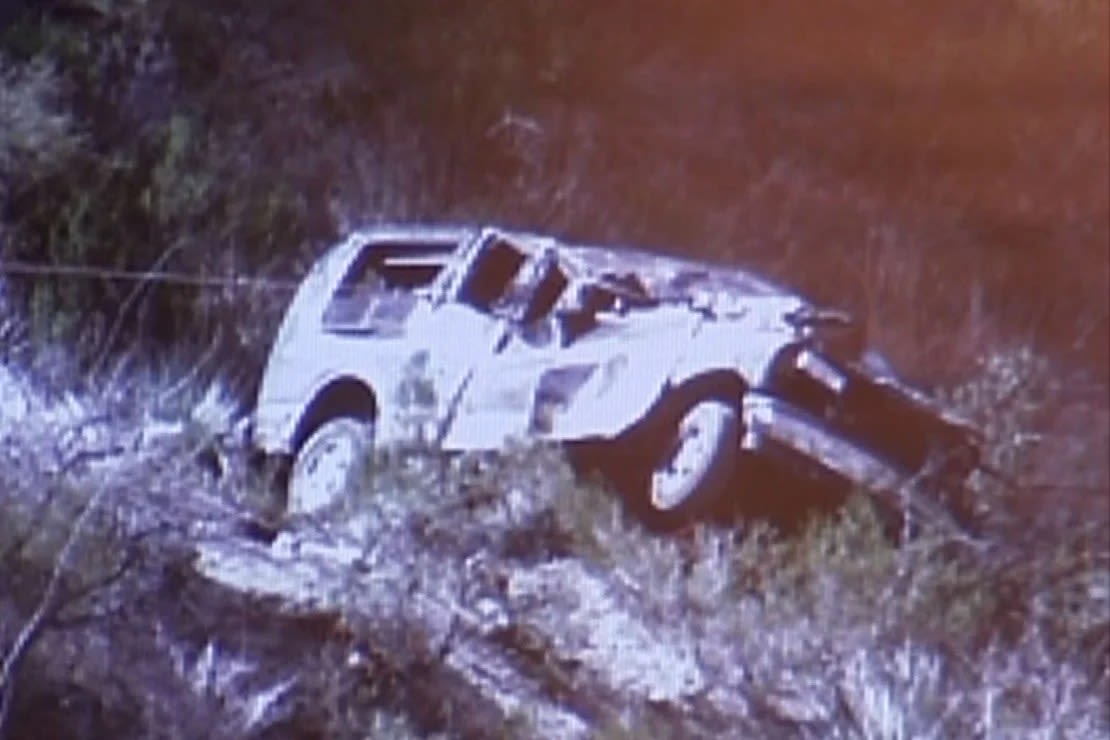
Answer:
(0, 477, 111, 736)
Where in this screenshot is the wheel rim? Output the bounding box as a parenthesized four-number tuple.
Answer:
(289, 421, 369, 514)
(650, 401, 730, 511)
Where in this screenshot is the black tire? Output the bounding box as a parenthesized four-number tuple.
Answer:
(606, 379, 741, 529)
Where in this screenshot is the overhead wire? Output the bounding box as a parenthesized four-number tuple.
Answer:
(0, 260, 300, 291)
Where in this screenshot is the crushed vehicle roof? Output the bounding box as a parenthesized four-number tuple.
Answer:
(335, 223, 796, 301)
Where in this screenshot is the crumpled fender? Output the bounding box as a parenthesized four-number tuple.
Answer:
(669, 294, 804, 389)
(537, 298, 804, 442)
(668, 314, 798, 391)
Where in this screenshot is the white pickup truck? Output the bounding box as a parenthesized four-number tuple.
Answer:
(251, 224, 982, 529)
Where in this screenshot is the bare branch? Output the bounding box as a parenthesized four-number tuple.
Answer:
(0, 476, 112, 734)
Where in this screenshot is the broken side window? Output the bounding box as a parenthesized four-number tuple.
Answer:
(518, 254, 569, 325)
(456, 237, 528, 313)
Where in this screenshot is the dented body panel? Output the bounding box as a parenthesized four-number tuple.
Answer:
(252, 224, 981, 505)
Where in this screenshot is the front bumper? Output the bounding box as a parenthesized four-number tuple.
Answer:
(741, 392, 906, 492)
(760, 343, 982, 483)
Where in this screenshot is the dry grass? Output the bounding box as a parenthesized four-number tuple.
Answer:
(0, 324, 1105, 737)
(369, 0, 1108, 378)
(0, 1, 1106, 735)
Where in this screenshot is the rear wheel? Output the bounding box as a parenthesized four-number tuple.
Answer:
(288, 417, 375, 515)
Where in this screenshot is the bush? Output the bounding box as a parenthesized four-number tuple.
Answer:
(1, 6, 315, 368)
(0, 56, 80, 200)
(0, 2, 1104, 734)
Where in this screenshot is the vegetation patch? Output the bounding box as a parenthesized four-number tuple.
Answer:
(0, 0, 1105, 736)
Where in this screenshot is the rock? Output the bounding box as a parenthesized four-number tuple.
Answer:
(506, 559, 705, 703)
(193, 516, 715, 737)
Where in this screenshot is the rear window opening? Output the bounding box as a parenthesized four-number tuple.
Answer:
(323, 241, 453, 329)
(347, 241, 453, 291)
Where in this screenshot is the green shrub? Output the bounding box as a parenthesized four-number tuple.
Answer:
(1, 7, 312, 365)
(0, 56, 80, 199)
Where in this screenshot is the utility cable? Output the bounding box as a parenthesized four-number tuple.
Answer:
(0, 260, 299, 291)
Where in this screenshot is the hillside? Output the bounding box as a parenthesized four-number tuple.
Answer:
(0, 348, 1105, 738)
(1, 2, 1107, 737)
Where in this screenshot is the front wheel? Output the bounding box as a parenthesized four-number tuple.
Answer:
(646, 399, 738, 523)
(288, 417, 375, 516)
(586, 386, 739, 530)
